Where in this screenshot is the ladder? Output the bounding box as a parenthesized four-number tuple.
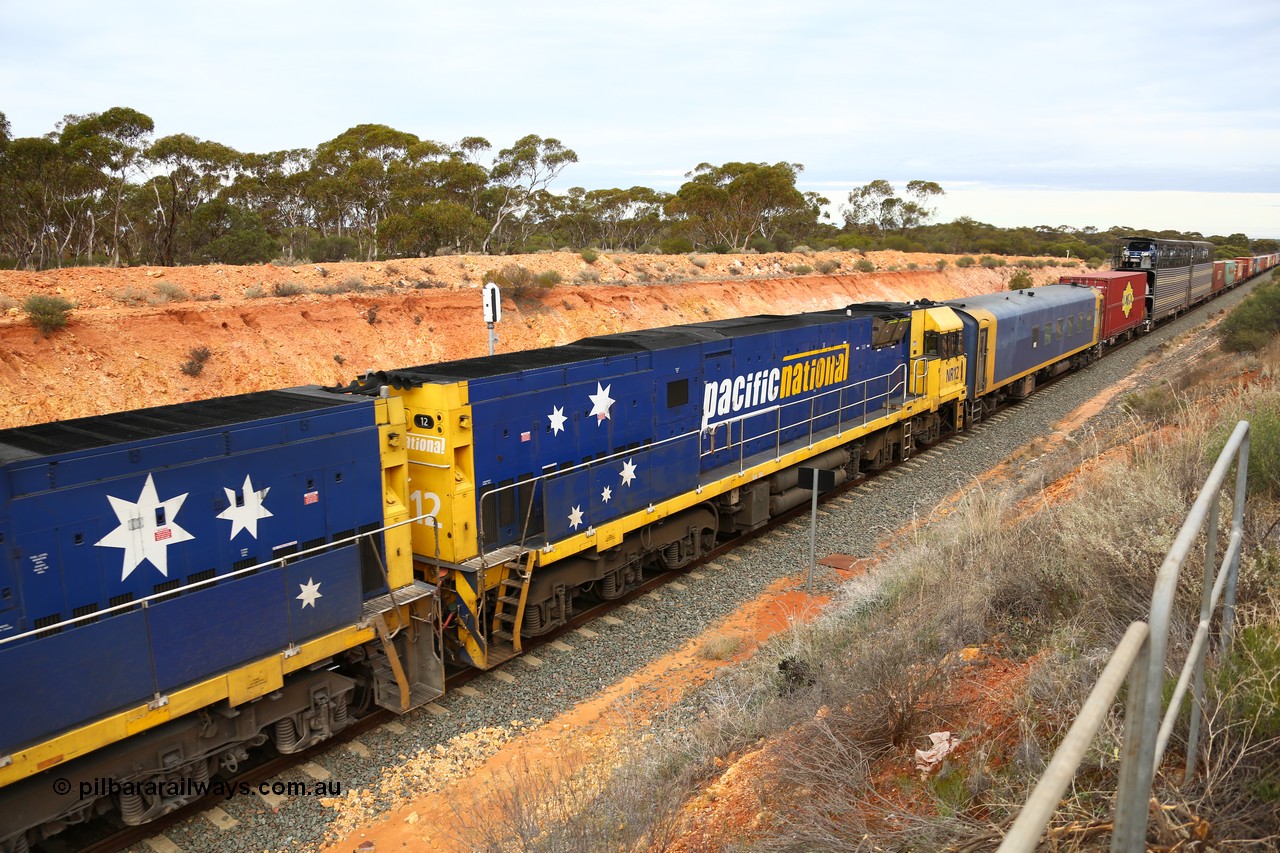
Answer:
(489, 550, 535, 663)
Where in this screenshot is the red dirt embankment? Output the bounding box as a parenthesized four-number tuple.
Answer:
(0, 250, 1075, 429)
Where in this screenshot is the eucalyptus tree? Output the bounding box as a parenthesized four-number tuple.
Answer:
(144, 133, 240, 265)
(58, 107, 154, 265)
(225, 148, 314, 260)
(309, 124, 422, 260)
(667, 161, 810, 251)
(843, 179, 945, 235)
(480, 134, 577, 254)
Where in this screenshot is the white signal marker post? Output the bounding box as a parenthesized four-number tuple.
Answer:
(482, 282, 502, 355)
(798, 467, 836, 594)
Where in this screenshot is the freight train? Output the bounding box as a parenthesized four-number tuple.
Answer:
(0, 241, 1275, 850)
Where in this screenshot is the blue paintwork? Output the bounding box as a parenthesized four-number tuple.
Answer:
(464, 310, 913, 551)
(0, 547, 363, 754)
(945, 285, 1099, 398)
(0, 388, 382, 752)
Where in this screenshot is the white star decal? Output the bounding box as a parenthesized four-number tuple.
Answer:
(297, 577, 323, 609)
(619, 459, 637, 487)
(94, 474, 194, 581)
(587, 382, 615, 425)
(601, 485, 613, 503)
(548, 405, 567, 435)
(568, 505, 584, 530)
(217, 474, 273, 539)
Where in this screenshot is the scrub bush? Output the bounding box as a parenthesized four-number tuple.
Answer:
(23, 295, 73, 335)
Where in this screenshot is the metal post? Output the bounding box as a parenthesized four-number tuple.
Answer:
(487, 322, 497, 356)
(807, 485, 819, 595)
(1185, 495, 1220, 781)
(1222, 430, 1249, 650)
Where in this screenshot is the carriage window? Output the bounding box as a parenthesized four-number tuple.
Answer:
(1031, 326, 1039, 348)
(924, 331, 940, 356)
(1056, 319, 1064, 340)
(1042, 327, 1051, 347)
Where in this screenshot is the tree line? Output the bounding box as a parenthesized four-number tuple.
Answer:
(0, 107, 1274, 270)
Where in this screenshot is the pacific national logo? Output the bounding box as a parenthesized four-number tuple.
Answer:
(406, 434, 446, 455)
(1122, 282, 1135, 317)
(702, 344, 850, 431)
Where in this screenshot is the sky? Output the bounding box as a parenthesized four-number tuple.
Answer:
(3, 0, 1279, 238)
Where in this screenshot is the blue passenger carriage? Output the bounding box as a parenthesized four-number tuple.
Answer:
(944, 284, 1101, 417)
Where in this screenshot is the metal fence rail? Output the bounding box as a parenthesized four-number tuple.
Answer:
(998, 420, 1250, 853)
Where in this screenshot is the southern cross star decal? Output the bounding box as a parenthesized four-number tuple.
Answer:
(619, 458, 637, 486)
(95, 474, 195, 581)
(568, 505, 584, 530)
(601, 485, 613, 503)
(587, 382, 615, 424)
(547, 405, 567, 435)
(217, 474, 273, 539)
(296, 577, 323, 609)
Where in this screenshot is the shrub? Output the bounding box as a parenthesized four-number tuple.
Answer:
(979, 255, 1005, 268)
(956, 256, 976, 268)
(483, 265, 540, 298)
(1009, 270, 1034, 290)
(853, 259, 876, 273)
(580, 248, 599, 264)
(1208, 390, 1280, 498)
(114, 287, 149, 305)
(1219, 279, 1280, 352)
(906, 262, 919, 270)
(151, 281, 190, 303)
(315, 275, 367, 295)
(789, 264, 814, 275)
(244, 285, 267, 299)
(815, 259, 840, 274)
(273, 280, 308, 297)
(1016, 259, 1037, 269)
(658, 237, 693, 254)
(792, 244, 813, 256)
(1122, 385, 1181, 423)
(536, 270, 562, 287)
(935, 259, 948, 270)
(574, 268, 601, 284)
(23, 295, 73, 335)
(180, 345, 211, 377)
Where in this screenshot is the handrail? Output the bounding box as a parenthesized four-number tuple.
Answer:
(999, 420, 1250, 852)
(473, 361, 910, 559)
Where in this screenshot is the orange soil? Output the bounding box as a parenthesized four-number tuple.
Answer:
(0, 250, 1076, 429)
(326, 581, 829, 852)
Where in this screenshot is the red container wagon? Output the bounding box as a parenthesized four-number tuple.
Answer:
(1236, 257, 1254, 280)
(1059, 271, 1148, 344)
(1212, 261, 1227, 293)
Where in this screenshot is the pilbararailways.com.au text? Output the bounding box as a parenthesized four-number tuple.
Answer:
(58, 777, 341, 800)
